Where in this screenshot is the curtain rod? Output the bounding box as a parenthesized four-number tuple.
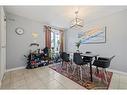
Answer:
(45, 25, 64, 31)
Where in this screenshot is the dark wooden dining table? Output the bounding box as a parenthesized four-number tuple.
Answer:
(81, 53, 99, 82)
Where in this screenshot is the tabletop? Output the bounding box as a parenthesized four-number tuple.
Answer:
(81, 53, 99, 57)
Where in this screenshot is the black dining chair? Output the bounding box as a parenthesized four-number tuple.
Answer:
(83, 51, 93, 64)
(83, 56, 93, 64)
(60, 52, 71, 73)
(93, 55, 115, 84)
(73, 53, 89, 80)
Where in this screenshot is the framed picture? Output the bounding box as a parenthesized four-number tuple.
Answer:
(78, 26, 106, 44)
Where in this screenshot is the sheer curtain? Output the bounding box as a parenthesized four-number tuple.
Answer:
(44, 25, 64, 52)
(60, 29, 64, 52)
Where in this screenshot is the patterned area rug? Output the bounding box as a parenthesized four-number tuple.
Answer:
(49, 63, 113, 89)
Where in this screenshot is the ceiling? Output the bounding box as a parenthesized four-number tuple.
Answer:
(4, 6, 127, 28)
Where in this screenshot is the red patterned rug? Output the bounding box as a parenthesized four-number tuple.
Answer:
(49, 63, 113, 89)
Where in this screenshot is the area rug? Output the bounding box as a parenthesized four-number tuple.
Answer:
(49, 63, 113, 89)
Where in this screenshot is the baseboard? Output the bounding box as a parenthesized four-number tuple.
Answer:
(6, 65, 127, 76)
(107, 68, 127, 76)
(6, 66, 26, 72)
(92, 66, 127, 76)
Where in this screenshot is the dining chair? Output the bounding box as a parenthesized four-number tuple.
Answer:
(83, 51, 93, 64)
(93, 55, 115, 84)
(73, 53, 89, 80)
(60, 52, 72, 73)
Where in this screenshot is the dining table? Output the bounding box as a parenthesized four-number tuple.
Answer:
(81, 53, 99, 82)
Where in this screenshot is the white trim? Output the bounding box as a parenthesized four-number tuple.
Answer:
(5, 65, 127, 75)
(6, 66, 26, 72)
(107, 68, 127, 76)
(92, 65, 127, 76)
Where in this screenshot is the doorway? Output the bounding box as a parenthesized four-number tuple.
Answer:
(51, 29, 61, 61)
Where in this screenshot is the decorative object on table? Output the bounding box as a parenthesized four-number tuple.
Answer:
(49, 63, 113, 89)
(15, 27, 24, 35)
(75, 40, 82, 51)
(78, 26, 106, 44)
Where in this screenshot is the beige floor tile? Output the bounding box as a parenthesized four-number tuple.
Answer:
(1, 81, 11, 89)
(10, 84, 28, 89)
(119, 74, 127, 84)
(10, 79, 26, 88)
(27, 81, 47, 89)
(109, 73, 120, 89)
(3, 72, 11, 80)
(38, 75, 55, 84)
(119, 82, 127, 89)
(43, 79, 65, 89)
(2, 66, 127, 90)
(55, 75, 85, 89)
(11, 76, 25, 83)
(2, 78, 10, 86)
(11, 69, 25, 76)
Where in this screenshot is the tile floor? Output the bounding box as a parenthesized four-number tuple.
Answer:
(0, 65, 127, 89)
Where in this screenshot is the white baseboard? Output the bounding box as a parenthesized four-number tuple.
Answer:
(5, 65, 127, 76)
(6, 66, 26, 72)
(107, 68, 127, 76)
(92, 66, 127, 76)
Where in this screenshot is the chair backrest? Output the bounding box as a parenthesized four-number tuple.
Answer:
(109, 55, 115, 62)
(43, 47, 49, 54)
(98, 55, 115, 61)
(60, 52, 66, 59)
(97, 55, 115, 68)
(83, 56, 93, 63)
(73, 53, 83, 65)
(60, 52, 70, 62)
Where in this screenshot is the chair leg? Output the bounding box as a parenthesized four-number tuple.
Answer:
(61, 61, 63, 68)
(96, 66, 99, 74)
(72, 64, 77, 75)
(71, 62, 76, 71)
(67, 63, 69, 73)
(80, 66, 83, 80)
(103, 69, 108, 85)
(83, 65, 90, 78)
(78, 66, 80, 76)
(68, 62, 72, 71)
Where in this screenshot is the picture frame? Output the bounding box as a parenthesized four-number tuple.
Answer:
(78, 26, 106, 44)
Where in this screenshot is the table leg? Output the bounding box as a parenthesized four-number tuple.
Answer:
(89, 62, 93, 82)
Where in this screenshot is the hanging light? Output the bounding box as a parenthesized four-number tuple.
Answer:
(70, 10, 84, 28)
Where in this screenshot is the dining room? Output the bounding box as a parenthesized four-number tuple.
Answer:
(1, 6, 127, 90)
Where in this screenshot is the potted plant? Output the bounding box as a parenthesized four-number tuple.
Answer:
(75, 40, 82, 51)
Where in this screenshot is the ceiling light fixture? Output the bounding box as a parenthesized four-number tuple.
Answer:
(70, 10, 84, 28)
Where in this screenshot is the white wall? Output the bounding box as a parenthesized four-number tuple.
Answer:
(6, 13, 45, 69)
(65, 9, 127, 72)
